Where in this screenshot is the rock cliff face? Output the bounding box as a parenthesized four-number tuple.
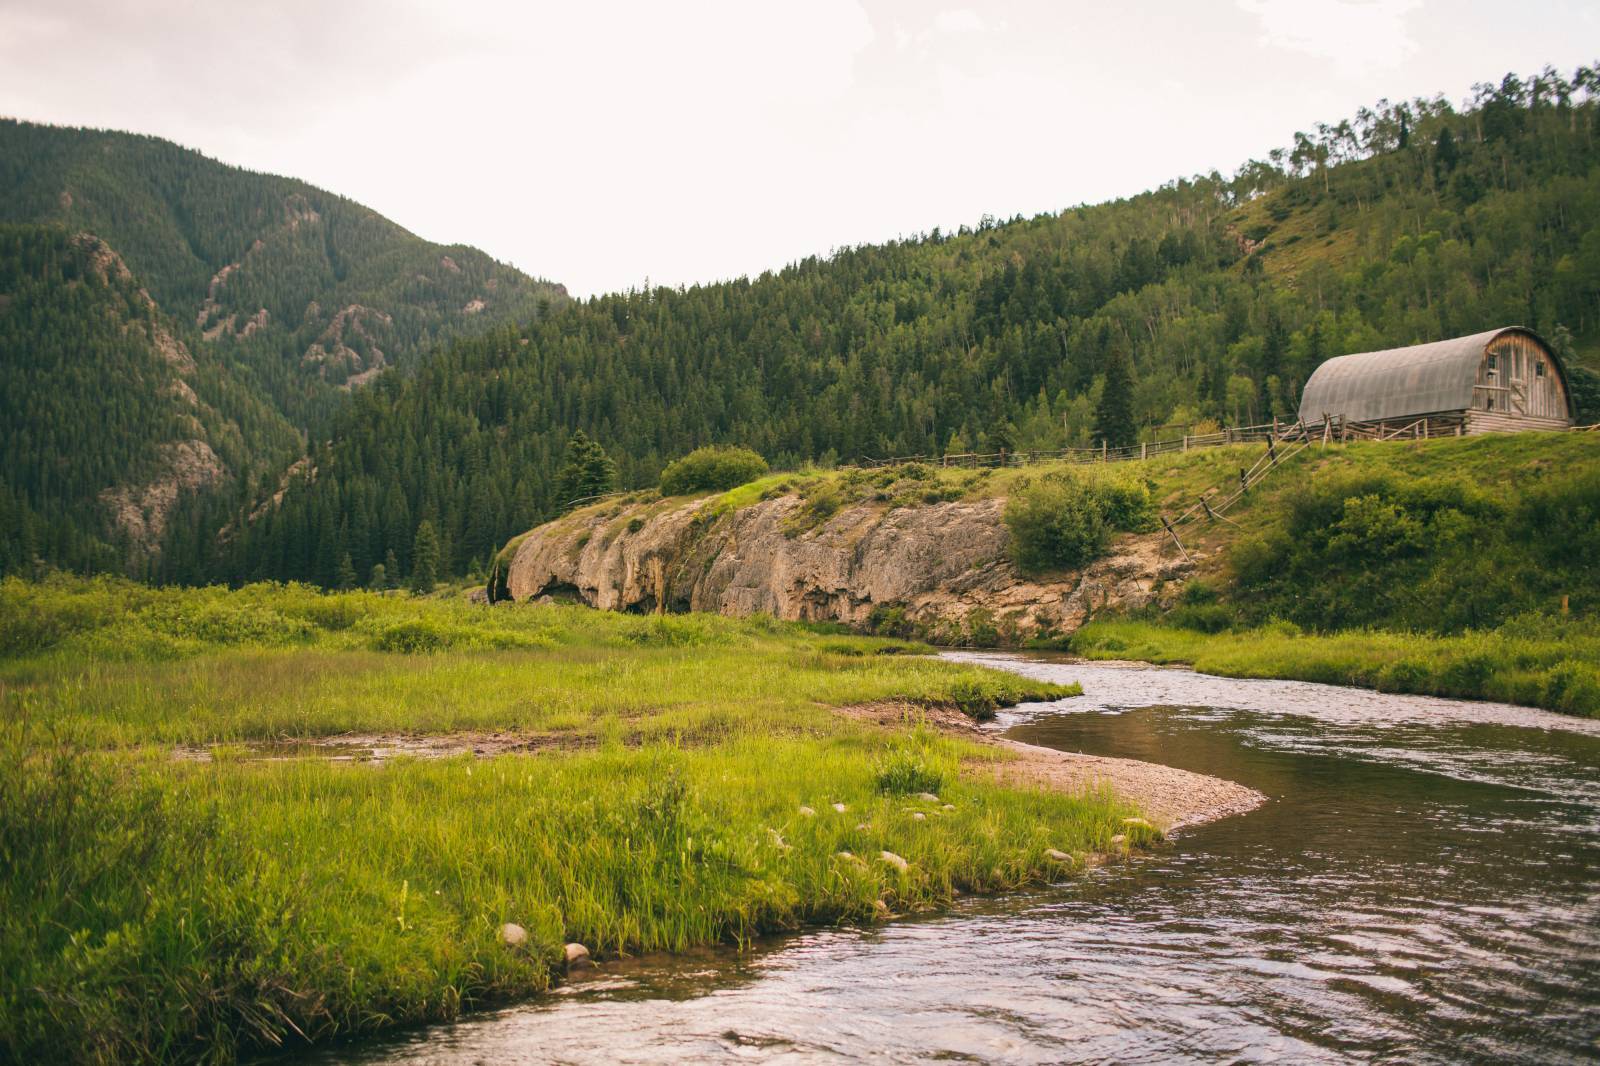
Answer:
(503, 494, 1195, 643)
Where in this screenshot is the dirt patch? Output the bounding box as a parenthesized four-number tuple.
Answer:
(173, 730, 599, 763)
(837, 699, 1264, 832)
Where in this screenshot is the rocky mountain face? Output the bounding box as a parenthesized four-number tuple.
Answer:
(501, 494, 1194, 644)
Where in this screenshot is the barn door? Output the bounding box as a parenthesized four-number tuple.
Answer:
(1512, 348, 1529, 413)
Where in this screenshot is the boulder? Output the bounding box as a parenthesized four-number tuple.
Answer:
(564, 942, 594, 969)
(499, 922, 528, 947)
(880, 850, 909, 871)
(1044, 848, 1072, 863)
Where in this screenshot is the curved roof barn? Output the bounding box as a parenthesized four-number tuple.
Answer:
(1298, 327, 1574, 432)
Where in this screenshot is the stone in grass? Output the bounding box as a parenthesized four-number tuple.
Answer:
(1110, 834, 1128, 846)
(880, 850, 909, 871)
(1044, 848, 1072, 863)
(916, 792, 940, 802)
(836, 850, 856, 861)
(942, 804, 956, 811)
(1122, 817, 1157, 832)
(832, 802, 848, 813)
(565, 942, 594, 970)
(499, 922, 528, 947)
(798, 805, 816, 817)
(911, 812, 926, 821)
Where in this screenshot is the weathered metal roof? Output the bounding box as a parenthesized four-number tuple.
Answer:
(1297, 327, 1557, 424)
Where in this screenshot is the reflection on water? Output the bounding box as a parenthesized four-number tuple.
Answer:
(299, 656, 1600, 1065)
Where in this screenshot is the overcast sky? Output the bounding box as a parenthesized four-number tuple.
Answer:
(1, 1, 1593, 297)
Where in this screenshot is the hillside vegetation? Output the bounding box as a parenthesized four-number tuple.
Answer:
(218, 66, 1600, 589)
(1058, 432, 1600, 717)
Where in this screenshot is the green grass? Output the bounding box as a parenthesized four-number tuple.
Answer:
(1070, 616, 1600, 718)
(0, 577, 1138, 1065)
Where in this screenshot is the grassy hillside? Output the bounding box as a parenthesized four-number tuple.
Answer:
(1053, 432, 1600, 716)
(0, 578, 1161, 1063)
(224, 65, 1600, 590)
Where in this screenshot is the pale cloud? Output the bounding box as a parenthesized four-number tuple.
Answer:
(933, 9, 986, 33)
(0, 0, 1589, 296)
(1238, 0, 1423, 75)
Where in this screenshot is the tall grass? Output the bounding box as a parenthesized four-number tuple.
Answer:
(1070, 616, 1600, 717)
(0, 577, 1125, 1064)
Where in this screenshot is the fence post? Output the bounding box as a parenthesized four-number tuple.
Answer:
(1182, 434, 1189, 452)
(1140, 442, 1147, 461)
(1101, 440, 1107, 462)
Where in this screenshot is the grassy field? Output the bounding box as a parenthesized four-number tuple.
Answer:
(0, 577, 1152, 1065)
(1069, 616, 1600, 718)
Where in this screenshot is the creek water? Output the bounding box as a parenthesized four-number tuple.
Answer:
(302, 654, 1600, 1064)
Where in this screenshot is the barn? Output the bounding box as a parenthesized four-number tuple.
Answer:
(1298, 326, 1574, 435)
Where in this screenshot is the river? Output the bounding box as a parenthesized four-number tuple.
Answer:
(301, 654, 1600, 1064)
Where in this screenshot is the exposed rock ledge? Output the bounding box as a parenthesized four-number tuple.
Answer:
(504, 493, 1197, 642)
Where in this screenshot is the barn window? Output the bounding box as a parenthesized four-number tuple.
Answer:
(1536, 360, 1546, 378)
(1487, 354, 1498, 374)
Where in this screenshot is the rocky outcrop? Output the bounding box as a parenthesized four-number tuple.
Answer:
(100, 439, 227, 553)
(503, 493, 1195, 643)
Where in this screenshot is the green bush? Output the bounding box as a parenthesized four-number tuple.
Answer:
(660, 446, 769, 496)
(1002, 470, 1152, 574)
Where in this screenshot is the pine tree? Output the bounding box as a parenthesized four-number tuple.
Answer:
(1093, 350, 1137, 448)
(553, 431, 617, 509)
(335, 552, 357, 590)
(383, 549, 400, 590)
(410, 521, 439, 594)
(368, 562, 388, 591)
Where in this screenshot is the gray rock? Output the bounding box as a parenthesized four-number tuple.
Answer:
(880, 850, 909, 871)
(916, 792, 941, 802)
(1044, 848, 1072, 863)
(831, 802, 848, 813)
(499, 922, 528, 947)
(502, 488, 1184, 639)
(564, 942, 593, 969)
(798, 805, 816, 817)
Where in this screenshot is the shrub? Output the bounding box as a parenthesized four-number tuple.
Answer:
(660, 446, 769, 496)
(371, 619, 451, 653)
(1002, 470, 1152, 575)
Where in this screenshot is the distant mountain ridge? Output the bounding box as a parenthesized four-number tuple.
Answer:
(0, 118, 567, 575)
(0, 119, 567, 420)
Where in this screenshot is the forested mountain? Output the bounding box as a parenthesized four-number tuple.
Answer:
(210, 66, 1600, 590)
(0, 120, 567, 423)
(0, 225, 301, 574)
(0, 119, 566, 576)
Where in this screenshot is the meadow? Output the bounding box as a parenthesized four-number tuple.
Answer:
(0, 577, 1149, 1065)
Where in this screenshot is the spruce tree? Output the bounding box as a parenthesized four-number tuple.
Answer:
(410, 521, 440, 594)
(554, 431, 618, 509)
(1093, 350, 1137, 448)
(335, 552, 357, 590)
(383, 549, 400, 589)
(368, 562, 388, 591)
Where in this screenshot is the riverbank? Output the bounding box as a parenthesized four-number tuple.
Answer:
(0, 577, 1257, 1064)
(838, 699, 1265, 830)
(1066, 618, 1600, 718)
